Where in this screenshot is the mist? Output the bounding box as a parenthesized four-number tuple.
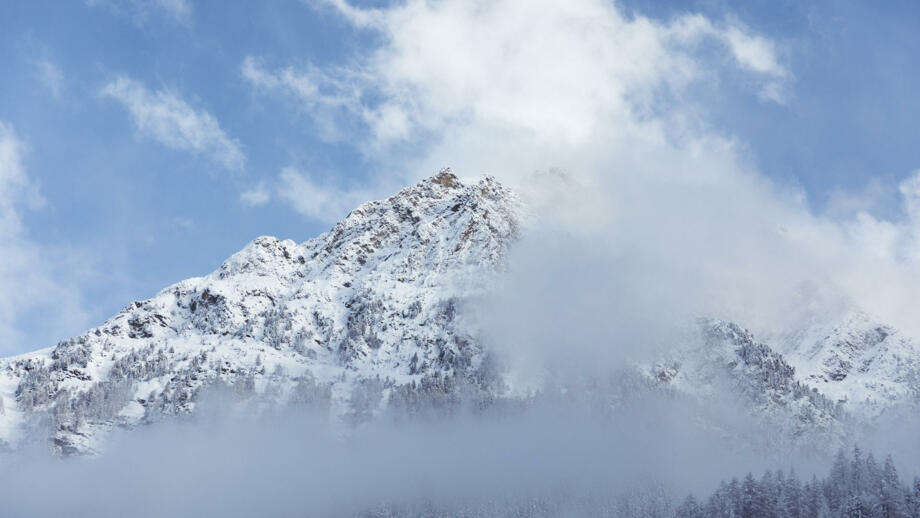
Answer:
(0, 391, 820, 518)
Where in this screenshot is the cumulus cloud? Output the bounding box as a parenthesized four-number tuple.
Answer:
(272, 0, 792, 158)
(101, 76, 245, 170)
(242, 0, 791, 224)
(0, 123, 89, 355)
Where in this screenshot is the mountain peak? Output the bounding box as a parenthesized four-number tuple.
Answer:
(432, 167, 458, 188)
(0, 170, 525, 454)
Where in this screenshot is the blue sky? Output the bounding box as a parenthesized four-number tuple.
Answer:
(637, 0, 920, 202)
(0, 0, 918, 354)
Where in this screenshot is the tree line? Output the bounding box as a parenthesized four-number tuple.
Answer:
(678, 447, 920, 518)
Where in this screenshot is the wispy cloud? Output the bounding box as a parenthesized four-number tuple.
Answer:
(101, 76, 245, 170)
(172, 217, 195, 230)
(722, 26, 787, 78)
(669, 15, 790, 103)
(151, 0, 191, 23)
(0, 123, 42, 231)
(31, 59, 64, 100)
(241, 56, 362, 141)
(240, 182, 270, 207)
(87, 0, 192, 26)
(275, 167, 372, 223)
(0, 122, 89, 354)
(240, 169, 374, 223)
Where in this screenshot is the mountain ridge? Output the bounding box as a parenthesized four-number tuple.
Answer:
(0, 169, 524, 454)
(1, 170, 917, 456)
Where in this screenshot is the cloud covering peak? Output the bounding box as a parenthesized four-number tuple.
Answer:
(244, 0, 920, 343)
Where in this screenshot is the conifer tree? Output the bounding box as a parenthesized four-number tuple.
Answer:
(880, 455, 905, 518)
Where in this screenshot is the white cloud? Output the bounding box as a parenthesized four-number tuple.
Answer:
(241, 56, 363, 141)
(0, 123, 89, 355)
(311, 0, 380, 28)
(723, 26, 789, 103)
(824, 179, 894, 221)
(275, 167, 373, 223)
(275, 0, 792, 158)
(0, 124, 42, 231)
(668, 15, 789, 103)
(102, 76, 245, 170)
(240, 168, 375, 222)
(722, 26, 786, 77)
(899, 170, 920, 225)
(240, 182, 271, 207)
(32, 59, 64, 100)
(241, 56, 361, 111)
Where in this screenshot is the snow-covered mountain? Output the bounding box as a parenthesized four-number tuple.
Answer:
(776, 311, 920, 419)
(647, 320, 848, 452)
(0, 170, 522, 454)
(0, 170, 917, 455)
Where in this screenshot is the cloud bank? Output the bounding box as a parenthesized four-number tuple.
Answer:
(0, 394, 803, 518)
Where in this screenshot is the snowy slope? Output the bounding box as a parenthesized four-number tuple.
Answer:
(647, 320, 848, 452)
(775, 311, 920, 419)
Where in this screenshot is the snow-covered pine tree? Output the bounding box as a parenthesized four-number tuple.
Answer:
(879, 455, 906, 518)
